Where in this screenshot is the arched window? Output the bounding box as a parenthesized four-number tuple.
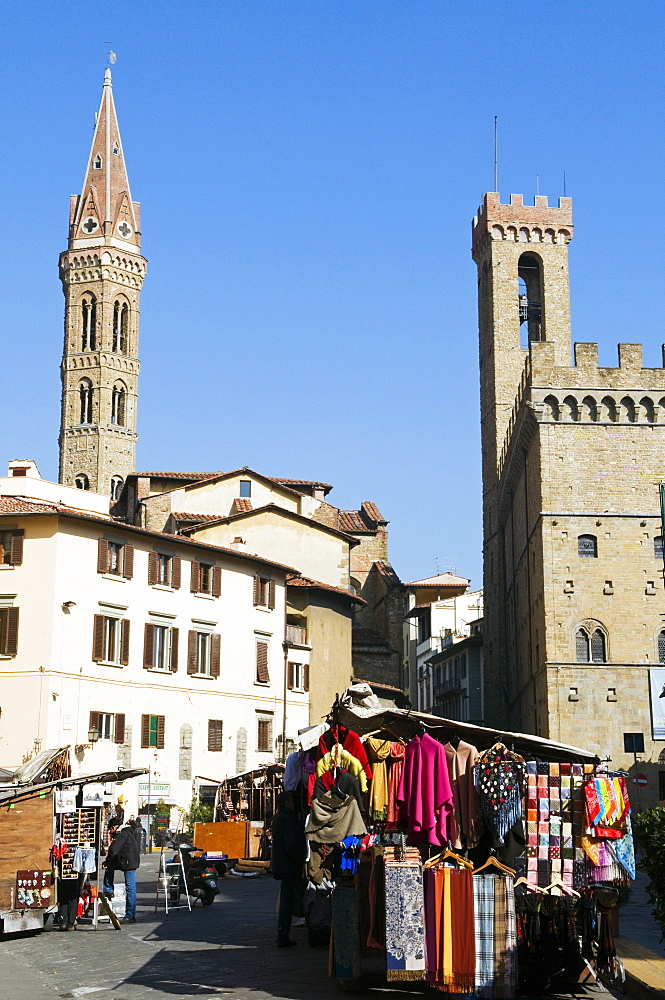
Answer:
(75, 473, 89, 490)
(79, 380, 93, 424)
(640, 397, 655, 423)
(621, 396, 636, 422)
(110, 476, 123, 502)
(111, 384, 126, 426)
(578, 534, 597, 557)
(543, 395, 560, 421)
(81, 295, 96, 351)
(655, 536, 663, 560)
(93, 155, 102, 169)
(581, 396, 598, 422)
(563, 395, 580, 421)
(575, 623, 607, 663)
(112, 301, 128, 354)
(517, 252, 543, 343)
(658, 630, 665, 664)
(601, 396, 617, 422)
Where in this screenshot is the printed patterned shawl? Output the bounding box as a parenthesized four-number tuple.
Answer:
(475, 745, 526, 844)
(384, 850, 426, 981)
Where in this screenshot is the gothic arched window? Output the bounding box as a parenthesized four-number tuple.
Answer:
(75, 474, 89, 490)
(658, 630, 665, 664)
(578, 534, 597, 558)
(79, 380, 93, 424)
(81, 295, 97, 351)
(655, 536, 663, 560)
(575, 623, 607, 663)
(111, 384, 126, 426)
(113, 301, 128, 354)
(110, 476, 123, 502)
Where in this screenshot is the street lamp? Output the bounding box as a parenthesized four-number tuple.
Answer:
(87, 725, 99, 744)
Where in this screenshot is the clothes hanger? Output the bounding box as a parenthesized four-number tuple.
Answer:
(472, 856, 516, 876)
(446, 733, 462, 749)
(544, 878, 580, 898)
(423, 848, 473, 870)
(514, 876, 544, 893)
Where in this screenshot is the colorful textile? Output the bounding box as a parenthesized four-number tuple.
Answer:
(365, 738, 391, 821)
(473, 870, 495, 995)
(306, 791, 367, 844)
(444, 740, 482, 850)
(396, 733, 453, 847)
(473, 872, 517, 999)
(475, 745, 526, 845)
(316, 747, 368, 792)
(425, 866, 476, 993)
(525, 761, 589, 888)
(320, 725, 372, 782)
(384, 849, 426, 980)
(386, 754, 403, 828)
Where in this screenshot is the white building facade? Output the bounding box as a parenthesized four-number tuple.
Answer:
(0, 464, 309, 817)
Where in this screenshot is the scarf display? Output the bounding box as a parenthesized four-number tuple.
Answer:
(524, 761, 589, 888)
(316, 747, 369, 792)
(330, 885, 361, 980)
(473, 872, 517, 999)
(474, 744, 525, 846)
(424, 865, 476, 993)
(581, 770, 634, 883)
(445, 740, 482, 850)
(305, 791, 367, 844)
(384, 847, 426, 981)
(396, 733, 453, 846)
(365, 738, 391, 821)
(385, 743, 404, 828)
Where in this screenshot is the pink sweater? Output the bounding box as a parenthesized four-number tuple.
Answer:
(397, 733, 453, 846)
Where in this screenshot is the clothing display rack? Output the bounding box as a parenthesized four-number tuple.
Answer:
(154, 843, 191, 914)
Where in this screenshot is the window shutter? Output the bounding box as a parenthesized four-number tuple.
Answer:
(144, 623, 154, 669)
(304, 662, 310, 692)
(9, 530, 24, 566)
(170, 628, 179, 672)
(187, 630, 197, 674)
(268, 579, 276, 610)
(97, 538, 109, 574)
(89, 711, 101, 734)
(114, 713, 126, 744)
(123, 544, 134, 579)
(141, 714, 150, 748)
(172, 557, 181, 590)
(120, 619, 130, 665)
(208, 719, 223, 751)
(210, 633, 221, 677)
(212, 566, 222, 598)
(190, 561, 200, 593)
(287, 661, 295, 691)
(253, 575, 261, 606)
(256, 641, 269, 684)
(92, 614, 105, 662)
(156, 715, 165, 749)
(148, 551, 158, 585)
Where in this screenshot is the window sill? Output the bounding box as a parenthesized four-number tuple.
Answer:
(0, 565, 15, 571)
(191, 672, 215, 680)
(289, 688, 306, 695)
(254, 681, 270, 687)
(152, 584, 174, 593)
(255, 605, 272, 612)
(97, 660, 124, 669)
(0, 654, 15, 660)
(146, 668, 174, 675)
(102, 574, 127, 583)
(194, 592, 216, 600)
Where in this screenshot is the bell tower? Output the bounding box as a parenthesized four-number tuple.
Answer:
(58, 69, 147, 498)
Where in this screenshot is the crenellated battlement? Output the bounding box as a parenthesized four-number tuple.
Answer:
(529, 340, 665, 387)
(472, 192, 573, 252)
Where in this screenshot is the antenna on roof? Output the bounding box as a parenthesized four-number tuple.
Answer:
(493, 116, 498, 192)
(563, 170, 567, 197)
(536, 174, 539, 196)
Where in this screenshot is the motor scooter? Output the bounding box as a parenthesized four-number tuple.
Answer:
(177, 844, 221, 906)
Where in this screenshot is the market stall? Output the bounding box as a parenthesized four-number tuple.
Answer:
(284, 687, 634, 994)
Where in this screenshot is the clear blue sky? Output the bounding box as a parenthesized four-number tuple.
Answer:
(1, 2, 664, 587)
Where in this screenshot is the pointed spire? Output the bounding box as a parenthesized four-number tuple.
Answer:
(69, 69, 141, 249)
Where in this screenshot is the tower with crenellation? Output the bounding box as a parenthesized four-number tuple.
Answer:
(58, 69, 146, 498)
(474, 192, 665, 802)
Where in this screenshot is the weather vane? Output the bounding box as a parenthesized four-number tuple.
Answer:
(105, 44, 117, 66)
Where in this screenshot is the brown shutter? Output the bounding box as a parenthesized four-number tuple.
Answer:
(268, 579, 276, 610)
(141, 714, 150, 748)
(256, 641, 269, 683)
(287, 661, 295, 691)
(187, 630, 197, 674)
(212, 565, 222, 598)
(253, 575, 261, 606)
(148, 551, 158, 585)
(143, 623, 154, 669)
(97, 538, 109, 574)
(120, 619, 130, 665)
(190, 561, 200, 593)
(170, 627, 179, 672)
(89, 710, 101, 734)
(9, 531, 23, 566)
(123, 544, 134, 579)
(304, 663, 310, 692)
(172, 556, 181, 589)
(208, 719, 223, 751)
(210, 633, 221, 677)
(92, 614, 105, 662)
(114, 713, 126, 744)
(156, 715, 165, 749)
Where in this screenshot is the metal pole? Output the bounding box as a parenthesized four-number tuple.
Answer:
(146, 766, 152, 854)
(633, 750, 642, 811)
(493, 116, 498, 193)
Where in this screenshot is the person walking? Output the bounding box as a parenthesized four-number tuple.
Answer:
(103, 817, 140, 922)
(271, 791, 307, 948)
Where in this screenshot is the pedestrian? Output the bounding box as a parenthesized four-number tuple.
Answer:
(271, 791, 306, 948)
(103, 817, 140, 922)
(129, 816, 143, 853)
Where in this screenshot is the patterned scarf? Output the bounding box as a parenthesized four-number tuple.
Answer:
(475, 745, 526, 844)
(384, 850, 426, 981)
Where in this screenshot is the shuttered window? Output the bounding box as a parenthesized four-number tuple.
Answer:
(149, 552, 181, 588)
(141, 714, 165, 749)
(98, 538, 133, 578)
(190, 561, 219, 595)
(144, 623, 176, 671)
(94, 615, 130, 665)
(257, 715, 273, 753)
(253, 576, 275, 608)
(187, 630, 220, 676)
(0, 530, 23, 566)
(88, 711, 125, 744)
(288, 661, 308, 692)
(208, 719, 223, 752)
(256, 641, 269, 684)
(0, 607, 19, 657)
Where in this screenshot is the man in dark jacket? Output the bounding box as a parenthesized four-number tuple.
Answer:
(271, 791, 306, 947)
(103, 818, 140, 922)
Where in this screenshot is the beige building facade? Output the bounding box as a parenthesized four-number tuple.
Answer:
(474, 191, 665, 805)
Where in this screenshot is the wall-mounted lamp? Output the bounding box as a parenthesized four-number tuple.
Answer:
(62, 601, 76, 613)
(87, 725, 99, 744)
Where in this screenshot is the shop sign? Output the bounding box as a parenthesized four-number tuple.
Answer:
(138, 782, 170, 795)
(648, 668, 665, 740)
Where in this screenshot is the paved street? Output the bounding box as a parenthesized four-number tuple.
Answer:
(0, 855, 625, 1000)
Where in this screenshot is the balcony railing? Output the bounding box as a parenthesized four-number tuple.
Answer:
(286, 624, 307, 645)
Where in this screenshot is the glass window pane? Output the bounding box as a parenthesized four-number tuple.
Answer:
(590, 630, 605, 662)
(578, 535, 597, 557)
(576, 630, 588, 663)
(655, 537, 663, 560)
(658, 631, 665, 664)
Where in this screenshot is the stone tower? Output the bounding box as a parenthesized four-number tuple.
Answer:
(58, 69, 146, 497)
(473, 192, 665, 804)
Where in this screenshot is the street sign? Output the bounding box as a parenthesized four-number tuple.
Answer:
(633, 773, 648, 787)
(624, 732, 645, 754)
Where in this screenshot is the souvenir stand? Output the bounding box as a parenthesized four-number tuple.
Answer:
(287, 691, 634, 995)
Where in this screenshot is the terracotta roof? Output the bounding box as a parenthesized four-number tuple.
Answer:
(134, 472, 222, 481)
(272, 478, 333, 490)
(171, 512, 229, 523)
(286, 573, 365, 605)
(339, 510, 368, 532)
(403, 572, 470, 588)
(180, 504, 358, 544)
(232, 498, 253, 514)
(0, 497, 73, 515)
(361, 501, 387, 524)
(374, 560, 401, 586)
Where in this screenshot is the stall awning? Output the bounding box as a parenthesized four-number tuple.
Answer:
(0, 767, 149, 805)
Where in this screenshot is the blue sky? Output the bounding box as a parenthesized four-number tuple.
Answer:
(1, 2, 664, 586)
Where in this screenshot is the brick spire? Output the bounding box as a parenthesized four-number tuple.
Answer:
(68, 68, 141, 249)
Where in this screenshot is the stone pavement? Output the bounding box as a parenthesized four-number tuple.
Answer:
(0, 854, 639, 1000)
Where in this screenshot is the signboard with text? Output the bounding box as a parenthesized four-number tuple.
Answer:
(138, 783, 170, 796)
(648, 667, 665, 740)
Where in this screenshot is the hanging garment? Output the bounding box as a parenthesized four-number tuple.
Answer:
(525, 760, 585, 888)
(473, 871, 518, 999)
(444, 740, 481, 849)
(319, 725, 372, 782)
(72, 847, 96, 874)
(283, 750, 302, 791)
(384, 848, 426, 981)
(396, 733, 453, 847)
(475, 744, 526, 846)
(339, 836, 362, 874)
(425, 865, 476, 993)
(316, 747, 369, 792)
(365, 738, 391, 821)
(331, 885, 362, 980)
(386, 747, 404, 829)
(306, 791, 367, 844)
(314, 769, 364, 812)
